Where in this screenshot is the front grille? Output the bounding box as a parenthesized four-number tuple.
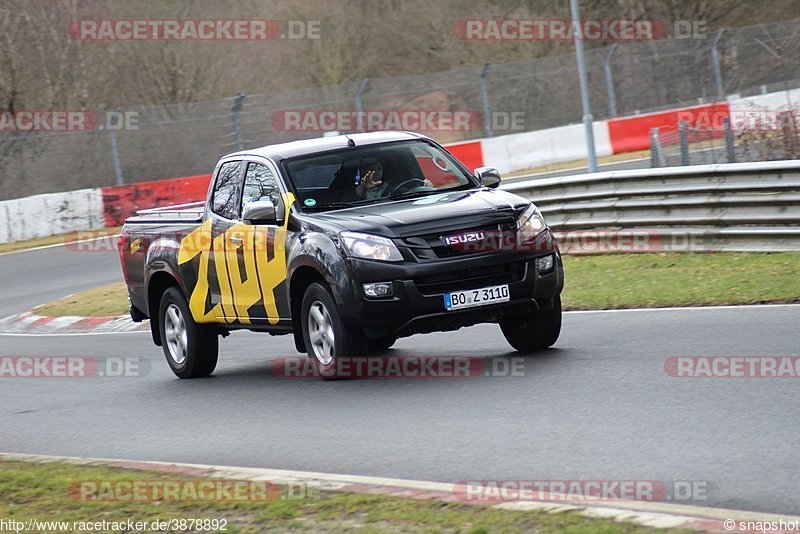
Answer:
(400, 221, 518, 260)
(413, 261, 525, 295)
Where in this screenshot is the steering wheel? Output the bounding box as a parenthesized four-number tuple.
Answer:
(385, 178, 428, 196)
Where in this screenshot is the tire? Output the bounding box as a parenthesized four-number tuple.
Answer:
(500, 296, 562, 352)
(301, 282, 367, 379)
(158, 287, 219, 378)
(368, 337, 397, 352)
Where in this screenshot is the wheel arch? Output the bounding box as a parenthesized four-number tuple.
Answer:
(288, 265, 330, 353)
(147, 270, 182, 346)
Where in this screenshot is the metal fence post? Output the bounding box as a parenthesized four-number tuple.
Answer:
(480, 63, 493, 137)
(650, 128, 659, 167)
(711, 29, 725, 102)
(109, 107, 124, 185)
(723, 117, 736, 163)
(678, 120, 690, 166)
(570, 0, 597, 173)
(231, 92, 246, 151)
(603, 44, 619, 118)
(354, 78, 369, 133)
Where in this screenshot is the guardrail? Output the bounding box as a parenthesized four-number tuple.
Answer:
(502, 160, 800, 252)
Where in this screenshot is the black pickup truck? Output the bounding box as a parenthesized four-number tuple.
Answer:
(119, 131, 564, 378)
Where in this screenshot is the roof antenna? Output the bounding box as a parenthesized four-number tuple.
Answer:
(343, 132, 356, 147)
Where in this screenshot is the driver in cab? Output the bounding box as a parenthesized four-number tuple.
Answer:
(328, 157, 434, 203)
(354, 157, 386, 200)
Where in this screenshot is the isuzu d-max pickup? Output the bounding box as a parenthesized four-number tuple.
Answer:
(118, 131, 563, 378)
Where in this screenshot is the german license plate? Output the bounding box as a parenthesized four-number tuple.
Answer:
(444, 284, 510, 311)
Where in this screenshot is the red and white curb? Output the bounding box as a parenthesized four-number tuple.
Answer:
(0, 311, 148, 335)
(1, 452, 796, 532)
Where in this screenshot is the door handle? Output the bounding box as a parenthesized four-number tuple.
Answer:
(227, 236, 243, 244)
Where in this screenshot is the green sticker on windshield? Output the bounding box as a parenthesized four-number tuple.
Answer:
(304, 198, 317, 207)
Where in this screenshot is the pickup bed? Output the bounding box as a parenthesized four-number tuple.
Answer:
(119, 131, 564, 378)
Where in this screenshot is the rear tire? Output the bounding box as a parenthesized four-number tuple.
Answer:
(500, 296, 562, 352)
(302, 282, 367, 379)
(159, 287, 219, 378)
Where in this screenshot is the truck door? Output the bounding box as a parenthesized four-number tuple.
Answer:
(206, 159, 245, 322)
(224, 159, 292, 325)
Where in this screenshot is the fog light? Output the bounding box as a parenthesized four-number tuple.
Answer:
(362, 282, 394, 298)
(535, 254, 554, 274)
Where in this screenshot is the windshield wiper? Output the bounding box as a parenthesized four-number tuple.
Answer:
(386, 189, 443, 201)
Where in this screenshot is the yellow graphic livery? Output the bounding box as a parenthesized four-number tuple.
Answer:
(177, 193, 294, 325)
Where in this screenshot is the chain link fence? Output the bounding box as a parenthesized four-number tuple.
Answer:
(651, 112, 800, 167)
(2, 18, 800, 200)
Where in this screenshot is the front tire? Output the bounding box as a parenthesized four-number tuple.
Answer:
(159, 287, 219, 378)
(500, 296, 562, 352)
(302, 282, 367, 379)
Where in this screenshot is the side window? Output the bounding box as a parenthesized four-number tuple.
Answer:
(211, 160, 243, 219)
(242, 162, 284, 218)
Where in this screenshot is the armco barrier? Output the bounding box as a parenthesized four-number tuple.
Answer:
(502, 160, 800, 252)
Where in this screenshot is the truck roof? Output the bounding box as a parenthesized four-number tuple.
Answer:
(226, 131, 430, 161)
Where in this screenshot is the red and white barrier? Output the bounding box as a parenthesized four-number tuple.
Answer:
(480, 122, 613, 174)
(607, 102, 729, 154)
(100, 173, 212, 227)
(0, 188, 105, 245)
(727, 88, 800, 131)
(2, 89, 796, 246)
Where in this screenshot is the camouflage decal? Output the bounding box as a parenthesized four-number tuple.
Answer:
(178, 193, 295, 326)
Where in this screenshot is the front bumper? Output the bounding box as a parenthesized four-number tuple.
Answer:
(336, 245, 564, 339)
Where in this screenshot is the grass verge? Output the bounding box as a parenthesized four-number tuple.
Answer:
(0, 459, 685, 533)
(561, 252, 800, 309)
(33, 282, 130, 317)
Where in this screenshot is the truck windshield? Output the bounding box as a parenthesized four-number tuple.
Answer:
(284, 140, 477, 210)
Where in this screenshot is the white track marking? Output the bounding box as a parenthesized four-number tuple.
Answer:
(0, 234, 119, 257)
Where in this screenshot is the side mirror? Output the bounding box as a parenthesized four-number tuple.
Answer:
(474, 166, 501, 188)
(242, 200, 277, 224)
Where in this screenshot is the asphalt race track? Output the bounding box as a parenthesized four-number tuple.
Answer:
(1, 243, 798, 515)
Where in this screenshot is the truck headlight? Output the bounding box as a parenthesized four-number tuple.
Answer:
(340, 232, 403, 262)
(517, 204, 547, 243)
